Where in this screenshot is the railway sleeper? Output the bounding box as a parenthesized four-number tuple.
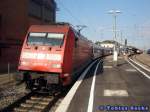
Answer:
(30, 96, 53, 101)
(15, 103, 49, 112)
(14, 107, 42, 112)
(26, 100, 49, 105)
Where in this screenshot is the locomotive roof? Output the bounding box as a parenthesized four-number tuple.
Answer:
(29, 23, 90, 42)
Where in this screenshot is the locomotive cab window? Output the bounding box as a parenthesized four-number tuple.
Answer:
(46, 33, 64, 46)
(27, 33, 46, 45)
(27, 32, 64, 46)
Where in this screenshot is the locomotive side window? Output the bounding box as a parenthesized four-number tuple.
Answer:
(75, 37, 78, 48)
(74, 32, 79, 48)
(27, 32, 64, 46)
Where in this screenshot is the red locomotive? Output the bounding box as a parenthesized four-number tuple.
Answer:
(18, 23, 93, 91)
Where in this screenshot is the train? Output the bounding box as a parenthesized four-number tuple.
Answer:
(17, 23, 111, 92)
(92, 44, 112, 58)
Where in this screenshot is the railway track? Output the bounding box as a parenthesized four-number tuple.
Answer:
(0, 59, 101, 112)
(0, 73, 15, 85)
(1, 91, 62, 112)
(131, 55, 150, 68)
(0, 74, 68, 112)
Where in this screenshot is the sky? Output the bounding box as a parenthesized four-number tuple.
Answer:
(56, 0, 150, 50)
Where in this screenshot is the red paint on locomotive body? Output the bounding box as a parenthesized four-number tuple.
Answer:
(18, 25, 68, 73)
(18, 24, 93, 86)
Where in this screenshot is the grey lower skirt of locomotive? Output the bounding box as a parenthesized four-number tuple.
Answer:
(15, 71, 63, 92)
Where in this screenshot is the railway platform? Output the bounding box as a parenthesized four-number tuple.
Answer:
(56, 55, 150, 112)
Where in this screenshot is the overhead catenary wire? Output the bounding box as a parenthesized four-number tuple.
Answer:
(56, 0, 98, 37)
(57, 0, 83, 25)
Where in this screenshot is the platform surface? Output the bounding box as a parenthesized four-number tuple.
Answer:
(66, 56, 150, 112)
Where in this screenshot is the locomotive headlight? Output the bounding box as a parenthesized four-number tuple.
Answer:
(52, 64, 61, 68)
(21, 61, 28, 65)
(47, 54, 61, 61)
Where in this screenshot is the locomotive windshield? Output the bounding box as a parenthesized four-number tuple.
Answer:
(27, 32, 64, 46)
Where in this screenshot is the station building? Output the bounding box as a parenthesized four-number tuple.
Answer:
(0, 0, 56, 72)
(100, 43, 115, 48)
